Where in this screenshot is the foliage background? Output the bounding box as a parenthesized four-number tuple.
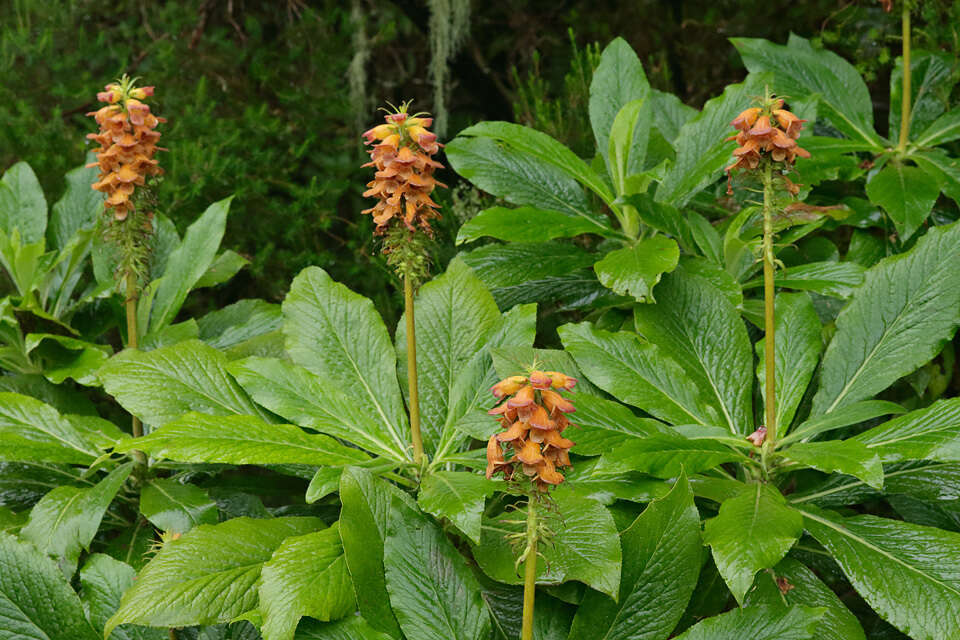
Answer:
(2, 0, 958, 324)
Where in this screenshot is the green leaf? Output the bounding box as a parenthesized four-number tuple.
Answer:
(195, 250, 248, 289)
(852, 398, 960, 463)
(79, 554, 166, 640)
(565, 392, 668, 456)
(283, 267, 409, 459)
(461, 242, 597, 289)
(865, 164, 941, 240)
(197, 299, 282, 351)
(783, 400, 905, 446)
(147, 196, 232, 333)
(21, 463, 132, 570)
(0, 532, 99, 640)
(590, 38, 650, 172)
(417, 471, 496, 544)
(456, 206, 608, 245)
(733, 35, 881, 147)
(782, 440, 883, 489)
(567, 474, 701, 640)
(49, 160, 102, 250)
(0, 391, 99, 464)
(811, 222, 960, 416)
(649, 89, 697, 144)
(560, 322, 720, 426)
(25, 333, 112, 386)
(384, 506, 491, 640)
(473, 493, 621, 598)
(338, 467, 411, 638)
(259, 523, 355, 640)
(756, 293, 823, 437)
(913, 149, 960, 206)
(0, 161, 47, 243)
(703, 483, 804, 602)
(657, 72, 773, 205)
(593, 236, 679, 302)
(294, 616, 394, 640)
(745, 262, 865, 298)
(608, 99, 651, 194)
(799, 506, 960, 640)
(633, 269, 753, 434)
(395, 258, 501, 454)
(99, 340, 264, 427)
(139, 478, 218, 534)
(595, 433, 747, 478)
(113, 412, 369, 466)
(105, 516, 323, 636)
(914, 107, 960, 147)
(674, 605, 823, 640)
(305, 467, 342, 504)
(889, 51, 955, 144)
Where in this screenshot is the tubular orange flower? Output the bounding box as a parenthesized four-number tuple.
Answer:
(486, 371, 577, 491)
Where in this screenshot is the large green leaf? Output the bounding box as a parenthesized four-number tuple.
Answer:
(744, 262, 865, 298)
(384, 506, 491, 640)
(113, 412, 368, 466)
(853, 398, 960, 463)
(781, 440, 883, 489)
(139, 478, 218, 535)
(634, 269, 753, 434)
(565, 392, 668, 456)
(0, 161, 47, 243)
(283, 267, 409, 460)
(673, 605, 823, 640)
(567, 474, 700, 640)
(79, 554, 165, 640)
(593, 237, 679, 303)
(733, 35, 882, 147)
(21, 463, 132, 570)
(914, 108, 960, 147)
(799, 506, 960, 640)
(456, 206, 608, 245)
(473, 493, 621, 598)
(744, 558, 866, 640)
(147, 196, 232, 333)
(595, 433, 748, 478)
(197, 299, 281, 351)
(395, 258, 501, 454)
(259, 524, 354, 640)
(105, 516, 323, 636)
(889, 51, 955, 144)
(865, 164, 941, 240)
(98, 340, 264, 427)
(782, 400, 905, 444)
(48, 160, 101, 250)
(417, 471, 496, 544)
(560, 322, 720, 427)
(608, 99, 652, 194)
(0, 391, 99, 464)
(913, 149, 960, 206)
(590, 37, 650, 173)
(756, 293, 823, 437)
(811, 222, 960, 416)
(294, 617, 393, 639)
(703, 483, 804, 602)
(461, 242, 597, 290)
(0, 532, 99, 640)
(656, 72, 772, 205)
(24, 333, 112, 386)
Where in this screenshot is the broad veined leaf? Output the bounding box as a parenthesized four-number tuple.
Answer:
(0, 161, 47, 243)
(914, 107, 960, 147)
(812, 222, 960, 416)
(0, 391, 99, 464)
(80, 554, 166, 640)
(744, 261, 865, 298)
(21, 463, 132, 570)
(608, 98, 651, 193)
(473, 493, 621, 598)
(595, 433, 748, 478)
(756, 293, 823, 437)
(283, 267, 409, 459)
(702, 483, 804, 602)
(744, 557, 866, 640)
(0, 532, 99, 640)
(139, 478, 218, 535)
(294, 616, 394, 639)
(853, 398, 960, 463)
(633, 269, 753, 434)
(889, 50, 955, 144)
(733, 35, 882, 147)
(865, 164, 941, 240)
(305, 467, 343, 504)
(23, 333, 112, 386)
(147, 196, 232, 333)
(480, 581, 573, 640)
(673, 604, 823, 640)
(104, 516, 324, 636)
(565, 392, 668, 456)
(194, 249, 248, 289)
(455, 206, 609, 245)
(560, 322, 720, 427)
(48, 160, 101, 250)
(98, 340, 264, 427)
(781, 440, 883, 489)
(913, 149, 960, 206)
(384, 505, 491, 640)
(395, 258, 501, 454)
(648, 89, 697, 144)
(593, 236, 679, 303)
(259, 524, 355, 640)
(461, 242, 597, 290)
(590, 37, 650, 173)
(788, 461, 959, 509)
(229, 357, 405, 461)
(557, 460, 669, 505)
(799, 505, 960, 640)
(417, 471, 497, 544)
(197, 299, 282, 351)
(567, 474, 701, 640)
(113, 412, 369, 467)
(782, 400, 905, 444)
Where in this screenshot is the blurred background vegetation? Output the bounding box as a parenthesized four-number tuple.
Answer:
(2, 0, 958, 325)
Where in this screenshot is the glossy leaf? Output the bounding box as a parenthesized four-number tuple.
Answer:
(593, 236, 679, 302)
(0, 391, 99, 464)
(608, 98, 651, 193)
(79, 554, 165, 640)
(914, 108, 960, 147)
(783, 400, 905, 444)
(674, 605, 823, 640)
(889, 51, 955, 144)
(853, 398, 960, 463)
(139, 478, 218, 535)
(417, 471, 496, 544)
(865, 164, 940, 240)
(745, 261, 865, 298)
(455, 206, 607, 245)
(595, 433, 748, 478)
(566, 392, 668, 455)
(197, 299, 282, 351)
(0, 161, 47, 243)
(48, 160, 101, 250)
(590, 37, 650, 172)
(782, 440, 883, 489)
(294, 617, 394, 640)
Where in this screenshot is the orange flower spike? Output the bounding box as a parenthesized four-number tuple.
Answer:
(536, 459, 565, 486)
(541, 389, 575, 414)
(507, 384, 535, 409)
(773, 109, 806, 138)
(526, 405, 553, 430)
(496, 420, 529, 442)
(492, 375, 528, 399)
(528, 370, 552, 390)
(547, 371, 577, 391)
(516, 439, 545, 465)
(748, 115, 774, 138)
(731, 107, 761, 131)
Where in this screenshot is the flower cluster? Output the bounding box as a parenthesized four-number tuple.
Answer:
(486, 370, 577, 492)
(725, 98, 810, 182)
(87, 77, 165, 221)
(362, 107, 445, 235)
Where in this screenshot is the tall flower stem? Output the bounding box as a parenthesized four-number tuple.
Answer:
(761, 161, 778, 449)
(520, 497, 539, 640)
(897, 2, 912, 153)
(124, 270, 147, 471)
(404, 273, 425, 466)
